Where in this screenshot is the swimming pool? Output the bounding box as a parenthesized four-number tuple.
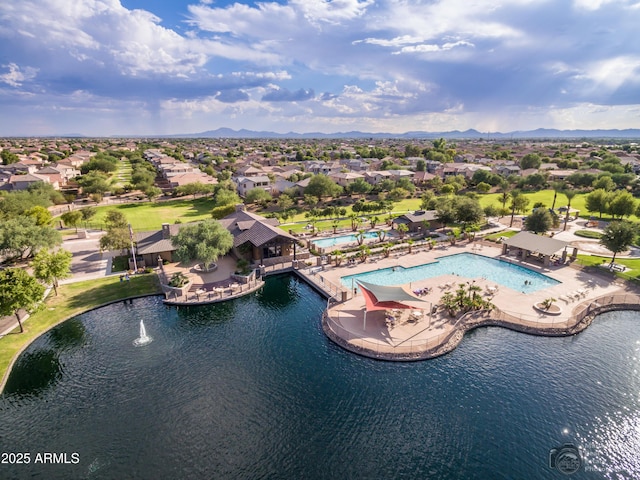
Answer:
(313, 231, 379, 248)
(341, 252, 560, 293)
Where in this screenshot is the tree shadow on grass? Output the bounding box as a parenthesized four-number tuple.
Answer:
(66, 276, 160, 312)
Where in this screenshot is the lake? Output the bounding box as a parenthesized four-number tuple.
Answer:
(1, 275, 639, 479)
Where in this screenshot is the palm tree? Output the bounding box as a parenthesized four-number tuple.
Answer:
(563, 190, 577, 231)
(397, 223, 409, 239)
(357, 245, 370, 263)
(407, 238, 414, 253)
(369, 216, 380, 229)
(349, 213, 361, 232)
(509, 190, 520, 227)
(499, 191, 511, 215)
(550, 181, 565, 211)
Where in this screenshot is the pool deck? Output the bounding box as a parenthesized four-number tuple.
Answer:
(307, 241, 640, 361)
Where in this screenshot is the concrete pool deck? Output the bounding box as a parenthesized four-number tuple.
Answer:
(306, 241, 640, 360)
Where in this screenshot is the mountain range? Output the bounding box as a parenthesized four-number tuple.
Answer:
(162, 127, 640, 140)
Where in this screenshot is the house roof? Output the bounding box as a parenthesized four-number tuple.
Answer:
(394, 210, 439, 224)
(136, 238, 176, 255)
(503, 231, 569, 256)
(219, 208, 295, 247)
(9, 173, 47, 183)
(135, 224, 184, 254)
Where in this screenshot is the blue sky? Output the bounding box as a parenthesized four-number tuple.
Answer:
(1, 0, 639, 136)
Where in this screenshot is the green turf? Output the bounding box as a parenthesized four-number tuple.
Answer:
(483, 230, 518, 241)
(575, 254, 640, 281)
(478, 189, 640, 222)
(85, 198, 218, 231)
(0, 274, 161, 391)
(574, 230, 603, 239)
(114, 158, 133, 187)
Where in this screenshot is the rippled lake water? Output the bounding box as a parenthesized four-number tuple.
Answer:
(1, 275, 639, 479)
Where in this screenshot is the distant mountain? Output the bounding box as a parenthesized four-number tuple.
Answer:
(166, 127, 640, 140)
(23, 127, 640, 139)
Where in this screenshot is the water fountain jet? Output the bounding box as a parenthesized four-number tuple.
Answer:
(133, 319, 152, 346)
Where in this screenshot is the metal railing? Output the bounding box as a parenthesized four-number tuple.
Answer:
(164, 278, 264, 304)
(324, 305, 467, 356)
(322, 292, 640, 358)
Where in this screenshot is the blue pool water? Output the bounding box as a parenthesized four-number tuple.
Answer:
(313, 231, 379, 248)
(341, 252, 560, 293)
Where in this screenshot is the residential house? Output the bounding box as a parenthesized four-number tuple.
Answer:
(385, 169, 415, 182)
(9, 173, 52, 190)
(412, 171, 436, 185)
(295, 176, 312, 195)
(34, 166, 64, 187)
(235, 175, 271, 197)
(363, 170, 394, 185)
(271, 178, 296, 194)
(494, 165, 522, 177)
(235, 165, 264, 177)
(161, 163, 197, 178)
(52, 163, 81, 182)
(168, 173, 218, 189)
(329, 171, 365, 188)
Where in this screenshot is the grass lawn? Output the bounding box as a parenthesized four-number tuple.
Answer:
(85, 197, 218, 231)
(114, 158, 133, 187)
(478, 189, 640, 222)
(575, 254, 640, 281)
(478, 190, 588, 215)
(483, 230, 518, 241)
(0, 274, 161, 391)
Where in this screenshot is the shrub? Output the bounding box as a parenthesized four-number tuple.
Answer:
(211, 204, 237, 219)
(574, 230, 603, 239)
(168, 272, 189, 288)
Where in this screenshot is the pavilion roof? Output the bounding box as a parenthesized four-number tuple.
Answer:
(503, 231, 569, 256)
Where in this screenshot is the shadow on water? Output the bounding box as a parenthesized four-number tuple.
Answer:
(3, 349, 62, 396)
(255, 274, 301, 309)
(174, 300, 238, 328)
(48, 317, 87, 351)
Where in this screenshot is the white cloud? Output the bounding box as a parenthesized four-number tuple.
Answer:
(583, 55, 640, 91)
(1, 0, 640, 134)
(289, 0, 374, 26)
(394, 40, 475, 55)
(0, 63, 38, 87)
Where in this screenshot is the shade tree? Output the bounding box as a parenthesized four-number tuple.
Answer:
(171, 220, 234, 271)
(599, 221, 637, 266)
(61, 210, 83, 232)
(0, 268, 46, 333)
(32, 249, 72, 296)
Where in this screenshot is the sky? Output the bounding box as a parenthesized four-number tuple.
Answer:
(1, 0, 640, 136)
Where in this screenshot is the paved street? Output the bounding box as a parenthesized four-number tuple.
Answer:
(59, 231, 117, 284)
